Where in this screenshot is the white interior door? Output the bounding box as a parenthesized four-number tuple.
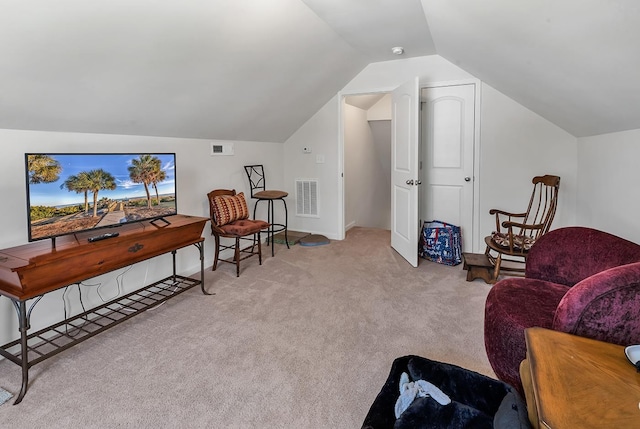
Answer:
(421, 84, 475, 251)
(391, 78, 420, 267)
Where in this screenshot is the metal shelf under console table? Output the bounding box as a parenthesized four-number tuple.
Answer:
(0, 214, 210, 405)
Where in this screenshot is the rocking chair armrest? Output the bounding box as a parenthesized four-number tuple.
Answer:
(491, 210, 527, 233)
(489, 208, 527, 217)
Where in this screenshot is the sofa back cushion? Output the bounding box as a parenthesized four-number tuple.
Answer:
(525, 227, 640, 286)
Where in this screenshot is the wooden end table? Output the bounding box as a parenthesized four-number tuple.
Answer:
(520, 327, 640, 428)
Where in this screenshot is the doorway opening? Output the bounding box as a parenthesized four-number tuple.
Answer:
(340, 81, 479, 264)
(343, 93, 392, 232)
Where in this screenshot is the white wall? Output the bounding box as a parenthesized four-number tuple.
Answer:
(478, 83, 578, 242)
(283, 95, 341, 237)
(577, 129, 640, 244)
(366, 93, 392, 121)
(0, 129, 284, 345)
(367, 120, 392, 228)
(284, 54, 578, 250)
(344, 103, 369, 229)
(343, 56, 475, 92)
(284, 55, 475, 239)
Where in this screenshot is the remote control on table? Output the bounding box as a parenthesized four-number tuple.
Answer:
(88, 232, 120, 242)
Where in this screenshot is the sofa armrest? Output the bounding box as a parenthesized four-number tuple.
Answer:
(552, 262, 640, 346)
(525, 227, 640, 286)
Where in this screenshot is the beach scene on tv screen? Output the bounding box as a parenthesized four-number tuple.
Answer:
(27, 153, 177, 240)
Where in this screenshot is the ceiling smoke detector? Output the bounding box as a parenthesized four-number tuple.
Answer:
(391, 46, 404, 55)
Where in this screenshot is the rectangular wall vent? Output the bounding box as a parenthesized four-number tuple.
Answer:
(295, 179, 319, 217)
(210, 142, 234, 156)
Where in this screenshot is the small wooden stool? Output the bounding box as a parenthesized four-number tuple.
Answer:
(462, 252, 496, 284)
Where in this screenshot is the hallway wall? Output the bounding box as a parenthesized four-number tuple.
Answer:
(344, 99, 391, 229)
(343, 93, 391, 230)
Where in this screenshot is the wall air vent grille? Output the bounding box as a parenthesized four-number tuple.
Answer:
(295, 179, 319, 217)
(210, 142, 234, 156)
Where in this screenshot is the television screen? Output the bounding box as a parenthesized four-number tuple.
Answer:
(25, 153, 177, 242)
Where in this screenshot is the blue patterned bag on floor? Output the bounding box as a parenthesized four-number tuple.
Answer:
(419, 220, 462, 266)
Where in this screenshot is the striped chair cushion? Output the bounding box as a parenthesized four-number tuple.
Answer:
(212, 192, 249, 226)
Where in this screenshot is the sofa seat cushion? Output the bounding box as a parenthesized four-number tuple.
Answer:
(484, 278, 569, 393)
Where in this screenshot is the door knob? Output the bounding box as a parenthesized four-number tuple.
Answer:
(464, 177, 471, 182)
(416, 180, 422, 185)
(406, 179, 414, 185)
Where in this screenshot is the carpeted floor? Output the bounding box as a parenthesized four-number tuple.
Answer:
(0, 227, 494, 428)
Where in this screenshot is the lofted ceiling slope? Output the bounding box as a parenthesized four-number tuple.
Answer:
(0, 0, 638, 142)
(421, 0, 640, 138)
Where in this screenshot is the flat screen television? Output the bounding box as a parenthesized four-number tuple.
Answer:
(25, 153, 177, 242)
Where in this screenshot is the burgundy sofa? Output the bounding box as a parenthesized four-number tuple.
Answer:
(484, 226, 640, 394)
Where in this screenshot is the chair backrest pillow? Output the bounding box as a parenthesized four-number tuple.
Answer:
(212, 192, 249, 226)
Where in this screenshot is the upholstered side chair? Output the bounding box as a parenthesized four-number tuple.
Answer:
(207, 189, 269, 277)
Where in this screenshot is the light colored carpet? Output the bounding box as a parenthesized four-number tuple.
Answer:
(0, 227, 494, 428)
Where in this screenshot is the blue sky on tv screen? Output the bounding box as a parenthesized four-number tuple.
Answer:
(28, 154, 176, 207)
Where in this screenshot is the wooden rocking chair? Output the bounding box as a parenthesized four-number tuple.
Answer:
(484, 175, 560, 281)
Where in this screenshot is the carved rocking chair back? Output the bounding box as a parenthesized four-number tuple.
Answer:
(485, 174, 561, 280)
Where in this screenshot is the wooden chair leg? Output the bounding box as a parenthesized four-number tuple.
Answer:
(258, 232, 262, 265)
(484, 246, 502, 283)
(235, 237, 241, 277)
(492, 253, 502, 282)
(212, 234, 221, 271)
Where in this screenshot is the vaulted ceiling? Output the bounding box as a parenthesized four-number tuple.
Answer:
(1, 0, 638, 142)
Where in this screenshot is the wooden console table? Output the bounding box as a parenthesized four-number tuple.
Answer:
(520, 327, 640, 428)
(0, 214, 210, 404)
